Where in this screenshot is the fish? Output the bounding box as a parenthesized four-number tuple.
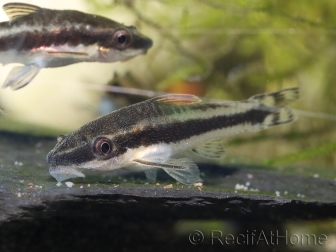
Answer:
(0, 2, 153, 90)
(47, 87, 299, 184)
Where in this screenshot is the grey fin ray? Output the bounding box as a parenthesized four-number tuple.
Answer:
(192, 139, 226, 159)
(2, 3, 41, 21)
(132, 158, 201, 185)
(2, 65, 40, 90)
(133, 158, 184, 169)
(144, 169, 158, 182)
(162, 158, 201, 185)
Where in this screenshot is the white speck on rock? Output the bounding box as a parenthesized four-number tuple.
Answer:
(65, 182, 74, 188)
(56, 182, 62, 187)
(313, 174, 319, 178)
(235, 183, 244, 190)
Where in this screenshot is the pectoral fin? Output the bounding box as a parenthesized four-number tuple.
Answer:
(44, 51, 90, 59)
(2, 65, 40, 90)
(144, 169, 158, 182)
(192, 139, 226, 159)
(133, 158, 201, 185)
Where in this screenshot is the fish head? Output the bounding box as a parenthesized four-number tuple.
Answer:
(46, 120, 129, 182)
(98, 25, 153, 62)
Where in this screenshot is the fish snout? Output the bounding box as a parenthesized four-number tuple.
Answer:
(144, 38, 153, 50)
(46, 151, 57, 166)
(139, 38, 153, 55)
(133, 36, 153, 53)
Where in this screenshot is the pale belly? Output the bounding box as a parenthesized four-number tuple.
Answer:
(0, 44, 99, 67)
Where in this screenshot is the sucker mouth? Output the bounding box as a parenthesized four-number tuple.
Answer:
(49, 166, 85, 182)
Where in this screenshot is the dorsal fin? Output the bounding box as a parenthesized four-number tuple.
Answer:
(2, 3, 41, 21)
(152, 94, 202, 105)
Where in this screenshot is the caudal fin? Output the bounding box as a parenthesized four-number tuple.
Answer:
(248, 87, 299, 107)
(262, 105, 296, 128)
(246, 87, 299, 130)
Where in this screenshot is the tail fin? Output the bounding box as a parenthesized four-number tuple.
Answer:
(262, 105, 296, 129)
(248, 87, 299, 107)
(248, 87, 299, 130)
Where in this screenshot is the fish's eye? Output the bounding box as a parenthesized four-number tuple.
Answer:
(101, 142, 110, 154)
(118, 34, 126, 44)
(93, 137, 113, 157)
(113, 30, 131, 47)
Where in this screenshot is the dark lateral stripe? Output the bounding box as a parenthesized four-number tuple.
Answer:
(0, 8, 120, 51)
(47, 143, 95, 167)
(113, 106, 272, 157)
(0, 28, 110, 51)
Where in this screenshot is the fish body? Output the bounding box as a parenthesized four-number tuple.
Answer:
(47, 87, 299, 184)
(0, 3, 153, 90)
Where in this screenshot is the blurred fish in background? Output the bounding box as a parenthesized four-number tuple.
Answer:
(0, 2, 153, 90)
